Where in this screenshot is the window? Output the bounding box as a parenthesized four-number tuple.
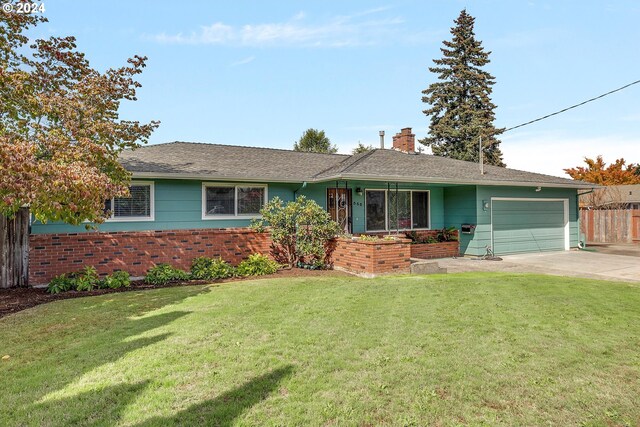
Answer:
(388, 191, 411, 230)
(365, 189, 429, 231)
(202, 183, 267, 219)
(412, 191, 429, 229)
(366, 191, 386, 231)
(105, 182, 154, 221)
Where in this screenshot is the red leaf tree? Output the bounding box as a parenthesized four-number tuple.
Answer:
(564, 156, 640, 185)
(1, 7, 159, 286)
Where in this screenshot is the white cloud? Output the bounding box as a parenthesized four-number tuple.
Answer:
(230, 56, 255, 66)
(150, 9, 404, 47)
(502, 133, 640, 178)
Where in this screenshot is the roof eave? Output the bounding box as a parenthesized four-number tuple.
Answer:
(130, 171, 304, 184)
(130, 171, 598, 189)
(315, 173, 598, 189)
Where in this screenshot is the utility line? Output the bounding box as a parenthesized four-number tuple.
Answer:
(504, 79, 640, 132)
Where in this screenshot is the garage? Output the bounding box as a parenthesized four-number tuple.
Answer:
(491, 198, 569, 255)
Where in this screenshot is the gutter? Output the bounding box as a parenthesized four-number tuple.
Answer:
(314, 173, 597, 190)
(130, 171, 305, 184)
(130, 171, 596, 190)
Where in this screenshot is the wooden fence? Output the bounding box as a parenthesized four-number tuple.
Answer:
(580, 209, 640, 244)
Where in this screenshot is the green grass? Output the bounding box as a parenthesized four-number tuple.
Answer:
(1, 273, 639, 426)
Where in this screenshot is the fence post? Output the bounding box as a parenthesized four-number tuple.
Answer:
(0, 207, 30, 288)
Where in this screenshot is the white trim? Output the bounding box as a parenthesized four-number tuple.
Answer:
(105, 181, 155, 222)
(201, 182, 268, 220)
(490, 197, 570, 252)
(364, 188, 431, 232)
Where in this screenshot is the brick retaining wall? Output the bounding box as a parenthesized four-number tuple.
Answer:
(29, 229, 271, 285)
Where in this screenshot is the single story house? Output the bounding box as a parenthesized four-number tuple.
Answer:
(30, 128, 594, 282)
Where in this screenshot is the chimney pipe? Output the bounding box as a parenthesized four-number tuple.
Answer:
(379, 130, 385, 149)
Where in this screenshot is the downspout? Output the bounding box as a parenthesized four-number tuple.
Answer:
(576, 188, 596, 249)
(293, 181, 307, 200)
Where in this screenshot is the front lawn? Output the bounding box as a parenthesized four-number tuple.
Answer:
(1, 273, 639, 426)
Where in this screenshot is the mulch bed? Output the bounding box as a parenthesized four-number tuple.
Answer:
(0, 268, 350, 319)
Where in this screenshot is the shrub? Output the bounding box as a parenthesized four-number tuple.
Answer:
(437, 226, 458, 242)
(358, 234, 380, 242)
(47, 274, 76, 294)
(251, 196, 342, 268)
(100, 271, 131, 289)
(145, 264, 190, 285)
(404, 231, 439, 244)
(74, 266, 100, 291)
(190, 257, 235, 280)
(236, 254, 280, 277)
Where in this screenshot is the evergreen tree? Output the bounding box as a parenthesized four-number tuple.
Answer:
(293, 129, 337, 154)
(421, 10, 505, 166)
(352, 142, 375, 154)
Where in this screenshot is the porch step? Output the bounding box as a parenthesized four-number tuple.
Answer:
(410, 261, 447, 275)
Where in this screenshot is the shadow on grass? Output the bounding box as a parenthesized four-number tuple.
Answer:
(135, 365, 294, 427)
(20, 381, 151, 426)
(1, 286, 211, 424)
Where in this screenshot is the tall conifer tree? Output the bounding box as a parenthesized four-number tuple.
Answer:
(421, 10, 505, 166)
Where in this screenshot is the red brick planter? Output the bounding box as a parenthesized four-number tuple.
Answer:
(330, 237, 412, 277)
(410, 241, 459, 259)
(363, 230, 460, 260)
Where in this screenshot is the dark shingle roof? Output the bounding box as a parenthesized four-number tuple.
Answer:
(119, 142, 348, 182)
(313, 149, 593, 188)
(119, 142, 594, 188)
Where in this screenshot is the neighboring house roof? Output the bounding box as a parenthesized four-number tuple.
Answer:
(615, 185, 640, 202)
(120, 141, 595, 189)
(586, 184, 640, 206)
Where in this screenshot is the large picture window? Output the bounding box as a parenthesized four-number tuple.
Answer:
(105, 182, 154, 221)
(202, 183, 267, 219)
(365, 189, 429, 231)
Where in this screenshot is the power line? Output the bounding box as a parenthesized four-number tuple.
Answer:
(505, 79, 640, 132)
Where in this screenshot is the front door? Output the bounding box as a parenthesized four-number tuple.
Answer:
(327, 188, 352, 233)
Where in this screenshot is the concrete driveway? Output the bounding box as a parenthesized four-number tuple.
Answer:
(436, 250, 640, 283)
(588, 243, 640, 257)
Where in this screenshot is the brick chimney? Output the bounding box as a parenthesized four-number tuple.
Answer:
(392, 127, 415, 153)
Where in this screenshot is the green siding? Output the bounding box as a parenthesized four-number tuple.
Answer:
(492, 200, 565, 254)
(443, 186, 477, 255)
(31, 177, 580, 257)
(31, 179, 298, 234)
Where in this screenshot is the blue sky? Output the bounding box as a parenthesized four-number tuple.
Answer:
(35, 0, 640, 177)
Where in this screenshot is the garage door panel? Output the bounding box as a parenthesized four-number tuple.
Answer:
(492, 200, 565, 255)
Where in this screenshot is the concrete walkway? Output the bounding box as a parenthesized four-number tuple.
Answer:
(435, 250, 640, 283)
